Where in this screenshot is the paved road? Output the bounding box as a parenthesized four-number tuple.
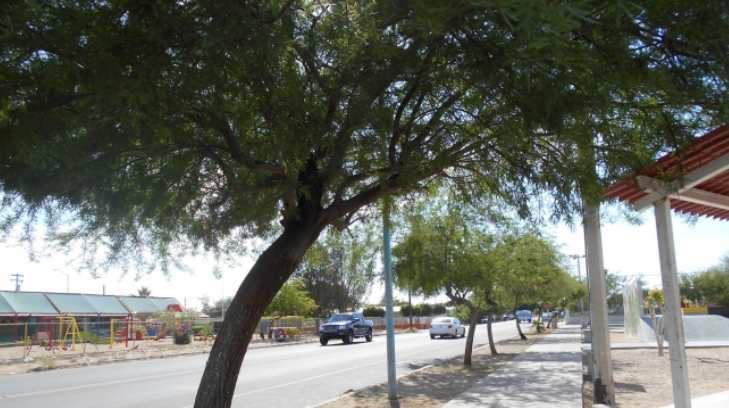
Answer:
(0, 321, 522, 408)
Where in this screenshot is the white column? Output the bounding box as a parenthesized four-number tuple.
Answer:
(654, 197, 691, 408)
(583, 201, 615, 405)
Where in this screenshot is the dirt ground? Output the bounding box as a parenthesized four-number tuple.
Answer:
(612, 347, 729, 407)
(318, 331, 548, 408)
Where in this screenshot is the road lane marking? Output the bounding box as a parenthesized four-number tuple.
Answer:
(179, 360, 385, 408)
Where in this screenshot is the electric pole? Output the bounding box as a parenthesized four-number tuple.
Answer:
(10, 272, 24, 291)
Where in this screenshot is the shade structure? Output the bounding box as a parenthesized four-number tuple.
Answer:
(605, 125, 729, 217)
(45, 293, 101, 316)
(0, 291, 181, 317)
(603, 124, 729, 408)
(83, 294, 130, 316)
(0, 291, 58, 316)
(117, 296, 163, 314)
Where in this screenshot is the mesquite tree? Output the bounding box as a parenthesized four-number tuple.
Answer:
(493, 233, 564, 340)
(2, 2, 728, 406)
(393, 209, 498, 365)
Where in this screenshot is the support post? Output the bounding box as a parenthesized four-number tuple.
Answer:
(654, 197, 691, 408)
(583, 201, 615, 405)
(382, 199, 398, 401)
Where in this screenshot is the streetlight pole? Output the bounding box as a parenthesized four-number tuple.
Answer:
(570, 254, 586, 317)
(382, 197, 398, 401)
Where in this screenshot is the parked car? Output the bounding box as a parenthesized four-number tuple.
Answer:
(319, 312, 373, 346)
(429, 317, 466, 339)
(502, 313, 515, 321)
(515, 309, 532, 323)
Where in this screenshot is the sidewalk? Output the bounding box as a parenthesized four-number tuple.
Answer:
(444, 324, 582, 408)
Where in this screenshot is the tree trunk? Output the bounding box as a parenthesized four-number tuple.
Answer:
(487, 310, 497, 355)
(650, 305, 664, 356)
(535, 306, 544, 333)
(194, 221, 324, 408)
(514, 301, 527, 340)
(464, 307, 480, 366)
(408, 289, 413, 331)
(515, 316, 526, 340)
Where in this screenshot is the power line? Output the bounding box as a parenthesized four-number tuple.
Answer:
(9, 272, 24, 291)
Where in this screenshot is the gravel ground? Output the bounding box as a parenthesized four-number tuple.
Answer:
(317, 332, 548, 408)
(612, 347, 729, 407)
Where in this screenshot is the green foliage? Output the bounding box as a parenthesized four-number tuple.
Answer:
(679, 274, 703, 304)
(264, 279, 318, 317)
(644, 288, 665, 307)
(605, 272, 626, 311)
(692, 257, 729, 308)
(491, 232, 570, 309)
(79, 331, 105, 345)
(362, 306, 385, 317)
(295, 224, 378, 314)
(2, 1, 727, 273)
(400, 303, 447, 316)
(394, 208, 497, 311)
(192, 324, 213, 338)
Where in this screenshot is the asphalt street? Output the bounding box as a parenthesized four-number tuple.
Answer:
(0, 321, 522, 408)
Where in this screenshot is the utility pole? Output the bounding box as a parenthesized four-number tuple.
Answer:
(570, 254, 586, 317)
(10, 272, 24, 291)
(382, 197, 398, 401)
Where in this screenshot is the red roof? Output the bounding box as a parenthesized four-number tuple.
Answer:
(604, 125, 729, 220)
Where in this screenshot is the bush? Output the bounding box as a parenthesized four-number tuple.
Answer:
(192, 324, 212, 337)
(285, 327, 302, 336)
(362, 306, 386, 317)
(79, 331, 106, 345)
(401, 303, 447, 316)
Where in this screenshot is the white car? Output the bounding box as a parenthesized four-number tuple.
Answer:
(429, 317, 466, 339)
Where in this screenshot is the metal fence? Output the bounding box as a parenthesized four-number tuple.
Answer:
(0, 318, 172, 350)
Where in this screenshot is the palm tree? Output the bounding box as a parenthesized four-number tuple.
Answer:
(137, 286, 151, 297)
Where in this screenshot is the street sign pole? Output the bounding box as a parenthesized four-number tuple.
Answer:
(382, 198, 398, 401)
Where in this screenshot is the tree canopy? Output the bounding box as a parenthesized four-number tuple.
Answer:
(2, 2, 728, 406)
(264, 279, 318, 317)
(294, 224, 378, 315)
(2, 1, 727, 264)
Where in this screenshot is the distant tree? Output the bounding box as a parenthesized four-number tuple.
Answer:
(295, 225, 378, 315)
(200, 296, 232, 319)
(644, 288, 665, 356)
(692, 257, 729, 308)
(362, 305, 386, 317)
(679, 274, 703, 304)
(492, 233, 565, 339)
(394, 209, 499, 364)
(264, 279, 317, 317)
(605, 271, 626, 312)
(136, 286, 151, 297)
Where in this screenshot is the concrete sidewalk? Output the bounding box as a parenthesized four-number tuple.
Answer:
(444, 324, 582, 408)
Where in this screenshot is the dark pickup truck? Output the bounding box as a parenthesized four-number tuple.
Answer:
(318, 312, 374, 345)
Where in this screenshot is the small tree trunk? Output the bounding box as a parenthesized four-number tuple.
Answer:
(650, 305, 664, 356)
(535, 306, 544, 333)
(408, 289, 413, 331)
(194, 221, 324, 408)
(487, 310, 497, 355)
(515, 316, 526, 340)
(464, 307, 480, 366)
